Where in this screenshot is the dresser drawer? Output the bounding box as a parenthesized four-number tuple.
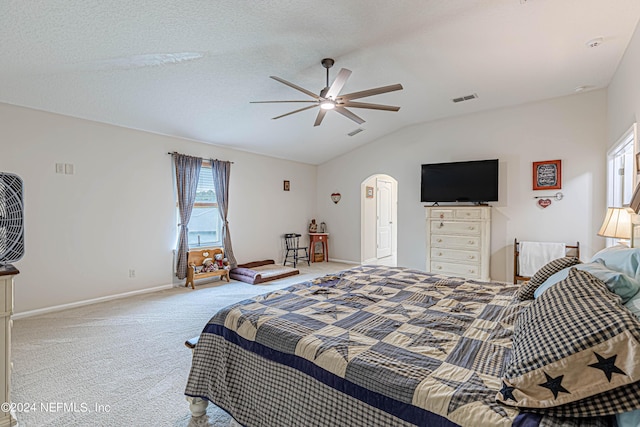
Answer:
(430, 209, 454, 220)
(431, 234, 480, 249)
(455, 209, 482, 219)
(430, 261, 481, 279)
(430, 220, 481, 235)
(431, 248, 481, 263)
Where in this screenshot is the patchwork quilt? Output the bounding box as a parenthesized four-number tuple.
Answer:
(185, 266, 612, 427)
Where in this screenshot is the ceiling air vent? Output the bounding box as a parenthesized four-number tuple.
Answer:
(347, 128, 365, 137)
(452, 93, 479, 103)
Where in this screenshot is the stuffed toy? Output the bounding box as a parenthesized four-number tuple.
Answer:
(201, 258, 218, 272)
(214, 253, 225, 269)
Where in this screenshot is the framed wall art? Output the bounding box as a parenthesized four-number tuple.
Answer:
(366, 186, 374, 198)
(532, 160, 561, 191)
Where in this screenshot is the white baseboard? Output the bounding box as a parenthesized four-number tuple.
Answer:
(13, 283, 174, 319)
(328, 258, 361, 265)
(362, 257, 377, 264)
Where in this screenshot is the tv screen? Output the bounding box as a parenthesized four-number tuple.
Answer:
(421, 159, 499, 203)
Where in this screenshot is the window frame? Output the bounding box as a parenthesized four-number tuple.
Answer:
(179, 159, 223, 249)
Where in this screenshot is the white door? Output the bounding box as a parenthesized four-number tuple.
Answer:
(377, 178, 393, 258)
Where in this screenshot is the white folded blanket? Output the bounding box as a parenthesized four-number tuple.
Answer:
(519, 241, 566, 277)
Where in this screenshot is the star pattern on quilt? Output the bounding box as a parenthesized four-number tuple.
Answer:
(310, 304, 352, 320)
(401, 329, 448, 353)
(382, 304, 412, 319)
(436, 372, 508, 417)
(499, 381, 517, 402)
(449, 302, 473, 314)
(588, 352, 626, 382)
(368, 286, 396, 297)
(313, 331, 370, 362)
(538, 372, 570, 399)
(236, 307, 269, 329)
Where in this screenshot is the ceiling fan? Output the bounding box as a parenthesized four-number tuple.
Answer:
(251, 58, 403, 127)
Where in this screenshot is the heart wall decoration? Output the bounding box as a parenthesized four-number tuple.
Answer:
(331, 192, 341, 204)
(538, 199, 552, 208)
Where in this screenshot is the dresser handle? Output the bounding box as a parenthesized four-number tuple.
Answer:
(469, 269, 475, 273)
(439, 222, 444, 228)
(468, 255, 475, 259)
(437, 239, 443, 242)
(468, 226, 475, 230)
(437, 266, 442, 269)
(439, 214, 444, 219)
(468, 240, 474, 244)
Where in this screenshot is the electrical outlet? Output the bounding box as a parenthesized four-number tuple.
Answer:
(128, 269, 136, 278)
(55, 163, 64, 174)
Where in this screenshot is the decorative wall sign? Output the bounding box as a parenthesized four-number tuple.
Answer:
(537, 198, 552, 208)
(331, 192, 341, 204)
(533, 160, 562, 191)
(283, 180, 290, 191)
(366, 186, 374, 198)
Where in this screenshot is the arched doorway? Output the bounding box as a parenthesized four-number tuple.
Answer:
(360, 174, 398, 266)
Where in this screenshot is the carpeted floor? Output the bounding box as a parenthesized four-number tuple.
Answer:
(11, 261, 352, 427)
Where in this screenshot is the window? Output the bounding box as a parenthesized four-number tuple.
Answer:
(605, 124, 638, 246)
(607, 124, 638, 208)
(186, 161, 222, 248)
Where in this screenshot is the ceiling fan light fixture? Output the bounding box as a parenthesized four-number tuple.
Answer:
(320, 100, 335, 110)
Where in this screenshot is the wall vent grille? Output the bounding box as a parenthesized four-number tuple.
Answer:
(452, 93, 479, 103)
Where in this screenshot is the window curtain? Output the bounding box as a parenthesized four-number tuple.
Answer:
(211, 159, 238, 268)
(173, 153, 202, 279)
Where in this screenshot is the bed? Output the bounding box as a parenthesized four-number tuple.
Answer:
(185, 250, 640, 427)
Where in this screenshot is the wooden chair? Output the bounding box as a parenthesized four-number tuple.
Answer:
(513, 238, 579, 283)
(283, 233, 310, 268)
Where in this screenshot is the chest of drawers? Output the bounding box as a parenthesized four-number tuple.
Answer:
(425, 206, 491, 281)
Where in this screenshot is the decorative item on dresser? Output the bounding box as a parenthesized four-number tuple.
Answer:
(0, 264, 18, 427)
(425, 206, 491, 281)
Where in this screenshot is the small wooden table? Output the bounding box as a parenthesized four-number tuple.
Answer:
(309, 233, 329, 262)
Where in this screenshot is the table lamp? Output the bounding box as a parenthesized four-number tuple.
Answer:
(598, 206, 634, 245)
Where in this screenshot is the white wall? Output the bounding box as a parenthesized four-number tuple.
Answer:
(0, 103, 317, 313)
(317, 90, 608, 282)
(608, 18, 640, 149)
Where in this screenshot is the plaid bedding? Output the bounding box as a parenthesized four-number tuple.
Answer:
(185, 266, 613, 427)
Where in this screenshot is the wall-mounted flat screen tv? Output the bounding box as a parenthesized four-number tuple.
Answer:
(421, 159, 499, 203)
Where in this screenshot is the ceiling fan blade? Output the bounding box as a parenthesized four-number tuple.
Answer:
(340, 83, 403, 101)
(250, 100, 318, 103)
(272, 105, 318, 120)
(342, 101, 400, 111)
(313, 109, 328, 127)
(334, 106, 365, 125)
(270, 76, 319, 99)
(325, 68, 352, 100)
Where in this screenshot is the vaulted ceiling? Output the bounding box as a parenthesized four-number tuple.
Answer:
(2, 1, 639, 164)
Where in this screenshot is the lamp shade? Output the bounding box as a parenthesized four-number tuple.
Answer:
(598, 207, 634, 239)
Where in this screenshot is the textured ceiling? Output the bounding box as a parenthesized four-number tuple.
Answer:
(2, 1, 639, 165)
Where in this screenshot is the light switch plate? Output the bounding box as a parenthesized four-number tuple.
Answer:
(55, 163, 64, 174)
(64, 163, 74, 175)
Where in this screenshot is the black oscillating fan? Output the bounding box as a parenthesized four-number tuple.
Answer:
(0, 173, 24, 264)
